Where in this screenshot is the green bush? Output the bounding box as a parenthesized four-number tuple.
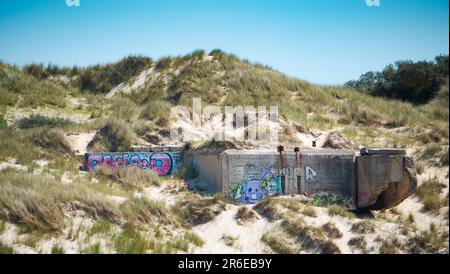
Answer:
(416, 177, 446, 212)
(1, 63, 66, 108)
(346, 55, 448, 104)
(77, 56, 152, 93)
(0, 115, 6, 129)
(0, 173, 121, 232)
(28, 127, 72, 154)
(139, 100, 172, 127)
(110, 97, 139, 122)
(88, 117, 132, 152)
(155, 57, 172, 72)
(16, 114, 72, 129)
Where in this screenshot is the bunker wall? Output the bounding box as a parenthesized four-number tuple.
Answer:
(85, 151, 182, 176)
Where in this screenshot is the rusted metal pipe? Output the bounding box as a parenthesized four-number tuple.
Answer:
(277, 145, 286, 194)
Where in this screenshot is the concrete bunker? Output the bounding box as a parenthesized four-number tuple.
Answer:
(184, 147, 417, 210)
(83, 146, 417, 211)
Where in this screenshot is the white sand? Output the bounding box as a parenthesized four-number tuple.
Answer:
(66, 131, 97, 155)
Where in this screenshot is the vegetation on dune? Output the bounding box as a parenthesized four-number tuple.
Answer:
(253, 197, 285, 221)
(0, 62, 67, 110)
(235, 206, 258, 223)
(16, 114, 73, 129)
(261, 231, 297, 254)
(122, 198, 178, 227)
(416, 177, 447, 212)
(281, 213, 341, 254)
(0, 242, 14, 254)
(327, 205, 356, 219)
(0, 173, 122, 232)
(95, 165, 160, 191)
(0, 127, 73, 166)
(87, 117, 133, 152)
(346, 54, 448, 104)
(139, 100, 172, 127)
(0, 50, 448, 254)
(172, 193, 227, 226)
(110, 97, 139, 123)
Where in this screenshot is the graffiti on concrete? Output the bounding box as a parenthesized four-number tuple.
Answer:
(86, 152, 181, 176)
(230, 161, 285, 204)
(305, 166, 318, 182)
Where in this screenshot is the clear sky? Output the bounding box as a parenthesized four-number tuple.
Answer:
(0, 0, 448, 84)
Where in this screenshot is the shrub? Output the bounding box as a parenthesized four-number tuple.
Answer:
(0, 242, 14, 254)
(77, 56, 152, 93)
(420, 144, 441, 160)
(440, 148, 449, 166)
(155, 57, 172, 72)
(416, 177, 446, 212)
(16, 114, 72, 129)
(327, 205, 356, 219)
(378, 237, 400, 254)
(51, 245, 65, 254)
(261, 232, 296, 254)
(235, 206, 258, 223)
(301, 205, 318, 217)
(139, 100, 172, 127)
(28, 127, 72, 154)
(221, 234, 239, 247)
(96, 166, 160, 191)
(348, 236, 367, 250)
(122, 198, 177, 227)
(322, 222, 343, 239)
(114, 224, 150, 254)
(22, 63, 48, 80)
(346, 55, 448, 104)
(88, 117, 132, 152)
(351, 221, 376, 234)
(110, 97, 139, 122)
(281, 214, 340, 254)
(407, 226, 448, 253)
(254, 197, 284, 221)
(1, 63, 66, 108)
(0, 173, 121, 232)
(0, 115, 6, 129)
(172, 193, 227, 226)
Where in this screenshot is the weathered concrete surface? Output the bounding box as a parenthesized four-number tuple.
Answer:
(356, 155, 417, 210)
(188, 149, 357, 209)
(360, 147, 406, 156)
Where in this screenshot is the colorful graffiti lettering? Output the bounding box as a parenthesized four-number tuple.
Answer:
(86, 152, 181, 176)
(230, 161, 284, 204)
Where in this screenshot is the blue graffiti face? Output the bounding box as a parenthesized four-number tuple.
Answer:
(234, 162, 285, 204)
(245, 178, 263, 204)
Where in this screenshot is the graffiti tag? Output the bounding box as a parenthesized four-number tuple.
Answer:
(86, 152, 181, 176)
(230, 161, 284, 204)
(305, 166, 318, 182)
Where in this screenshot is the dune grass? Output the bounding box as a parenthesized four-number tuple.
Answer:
(172, 193, 227, 226)
(261, 231, 297, 254)
(0, 173, 121, 232)
(87, 117, 132, 152)
(95, 165, 160, 191)
(416, 177, 447, 212)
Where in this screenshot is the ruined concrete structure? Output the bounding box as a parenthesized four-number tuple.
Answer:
(184, 147, 417, 210)
(84, 146, 417, 210)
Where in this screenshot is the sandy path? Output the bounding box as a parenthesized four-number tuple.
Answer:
(66, 131, 97, 155)
(192, 205, 275, 254)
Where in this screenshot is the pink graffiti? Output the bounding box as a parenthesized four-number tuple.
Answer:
(86, 153, 174, 176)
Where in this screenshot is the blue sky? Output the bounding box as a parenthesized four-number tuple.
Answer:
(0, 0, 448, 84)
